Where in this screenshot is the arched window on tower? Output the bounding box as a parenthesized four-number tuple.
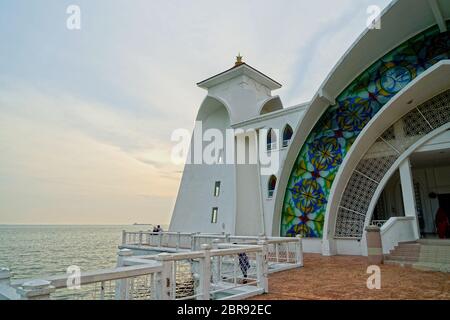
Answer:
(268, 175, 277, 198)
(267, 128, 277, 151)
(282, 124, 293, 148)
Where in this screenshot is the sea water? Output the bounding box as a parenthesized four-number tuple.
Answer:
(0, 225, 164, 281)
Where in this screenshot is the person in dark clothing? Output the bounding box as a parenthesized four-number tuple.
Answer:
(238, 253, 250, 284)
(436, 208, 449, 239)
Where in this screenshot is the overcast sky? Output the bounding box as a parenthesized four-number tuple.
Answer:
(0, 0, 391, 225)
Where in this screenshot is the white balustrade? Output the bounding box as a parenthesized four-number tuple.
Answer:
(2, 232, 303, 300)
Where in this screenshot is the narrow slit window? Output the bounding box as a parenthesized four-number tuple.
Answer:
(214, 181, 221, 197)
(211, 207, 218, 223)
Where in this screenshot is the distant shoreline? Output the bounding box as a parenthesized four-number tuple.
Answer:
(0, 224, 169, 227)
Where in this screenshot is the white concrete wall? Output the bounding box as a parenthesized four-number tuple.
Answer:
(208, 75, 273, 124)
(170, 101, 236, 234)
(380, 217, 417, 254)
(170, 65, 308, 237)
(235, 105, 307, 236)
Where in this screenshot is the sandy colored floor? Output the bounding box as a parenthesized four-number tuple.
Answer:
(252, 254, 450, 300)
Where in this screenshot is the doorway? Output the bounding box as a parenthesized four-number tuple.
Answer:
(438, 194, 450, 238)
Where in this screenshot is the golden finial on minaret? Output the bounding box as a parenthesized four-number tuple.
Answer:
(235, 53, 244, 66)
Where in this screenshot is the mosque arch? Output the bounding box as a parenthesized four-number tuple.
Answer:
(259, 96, 283, 115)
(279, 23, 450, 239)
(332, 88, 450, 239)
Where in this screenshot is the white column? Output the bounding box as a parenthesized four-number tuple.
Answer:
(199, 244, 211, 300)
(115, 249, 133, 300)
(256, 240, 269, 293)
(156, 253, 174, 300)
(399, 158, 420, 239)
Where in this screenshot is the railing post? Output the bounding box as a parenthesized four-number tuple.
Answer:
(156, 253, 174, 300)
(257, 240, 269, 293)
(17, 280, 55, 300)
(225, 233, 231, 243)
(190, 233, 196, 250)
(159, 232, 163, 248)
(212, 240, 221, 284)
(115, 249, 133, 300)
(122, 230, 127, 245)
(139, 231, 143, 246)
(365, 226, 383, 265)
(199, 244, 211, 300)
(176, 232, 181, 251)
(295, 235, 304, 267)
(0, 268, 11, 286)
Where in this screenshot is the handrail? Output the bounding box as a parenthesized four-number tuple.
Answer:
(380, 216, 415, 234)
(11, 264, 162, 289)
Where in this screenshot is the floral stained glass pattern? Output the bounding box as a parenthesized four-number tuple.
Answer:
(282, 24, 450, 238)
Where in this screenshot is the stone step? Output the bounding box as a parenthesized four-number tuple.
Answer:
(389, 249, 420, 255)
(418, 239, 450, 246)
(386, 240, 450, 271)
(385, 255, 419, 262)
(384, 260, 414, 267)
(412, 262, 450, 273)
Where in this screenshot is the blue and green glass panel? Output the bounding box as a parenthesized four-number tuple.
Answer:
(282, 23, 450, 238)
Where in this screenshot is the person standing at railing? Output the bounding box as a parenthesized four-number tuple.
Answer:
(238, 253, 250, 284)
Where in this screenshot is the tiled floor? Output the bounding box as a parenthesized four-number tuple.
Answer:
(251, 254, 450, 300)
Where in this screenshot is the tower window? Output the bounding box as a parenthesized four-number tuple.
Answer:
(214, 181, 221, 197)
(283, 125, 293, 148)
(268, 175, 277, 198)
(267, 128, 277, 151)
(211, 207, 218, 223)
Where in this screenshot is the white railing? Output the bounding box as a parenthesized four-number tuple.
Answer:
(122, 231, 303, 272)
(122, 231, 194, 250)
(370, 220, 388, 228)
(267, 142, 277, 151)
(1, 233, 302, 300)
(380, 216, 417, 254)
(134, 243, 269, 300)
(4, 262, 162, 300)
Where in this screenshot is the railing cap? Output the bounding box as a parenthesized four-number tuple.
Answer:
(365, 225, 381, 232)
(0, 268, 11, 279)
(201, 244, 212, 250)
(118, 249, 133, 257)
(22, 279, 52, 290)
(156, 252, 173, 261)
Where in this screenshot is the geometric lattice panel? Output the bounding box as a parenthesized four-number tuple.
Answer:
(340, 172, 379, 215)
(418, 89, 450, 129)
(335, 207, 365, 238)
(355, 155, 398, 183)
(402, 108, 433, 138)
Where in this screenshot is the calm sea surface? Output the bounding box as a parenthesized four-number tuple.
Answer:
(0, 225, 164, 281)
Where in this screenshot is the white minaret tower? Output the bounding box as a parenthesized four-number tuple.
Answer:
(170, 56, 282, 235)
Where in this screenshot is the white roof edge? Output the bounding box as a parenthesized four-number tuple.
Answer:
(232, 101, 310, 128)
(197, 64, 282, 90)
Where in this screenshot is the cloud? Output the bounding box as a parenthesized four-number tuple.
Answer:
(0, 0, 392, 224)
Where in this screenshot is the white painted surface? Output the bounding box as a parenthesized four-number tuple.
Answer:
(380, 217, 417, 254)
(170, 63, 306, 237)
(399, 158, 420, 239)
